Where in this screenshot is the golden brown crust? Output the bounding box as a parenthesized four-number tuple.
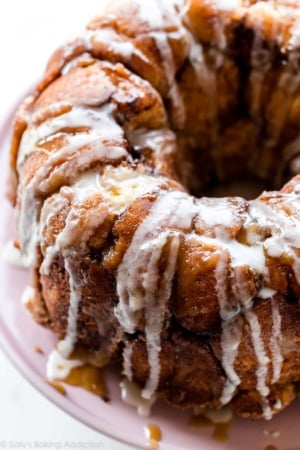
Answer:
(128, 329, 225, 409)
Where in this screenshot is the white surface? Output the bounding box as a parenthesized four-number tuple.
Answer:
(0, 1, 133, 449)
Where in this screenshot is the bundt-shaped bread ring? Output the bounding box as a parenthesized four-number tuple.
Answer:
(8, 0, 300, 420)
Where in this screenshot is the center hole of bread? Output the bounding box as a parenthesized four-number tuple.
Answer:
(207, 175, 269, 199)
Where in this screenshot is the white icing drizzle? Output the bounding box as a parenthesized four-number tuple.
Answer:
(244, 309, 272, 420)
(61, 37, 90, 61)
(270, 298, 283, 384)
(96, 165, 167, 213)
(219, 317, 243, 405)
(57, 258, 82, 358)
(215, 251, 233, 321)
(116, 191, 195, 399)
(216, 248, 274, 419)
(212, 197, 293, 413)
(219, 262, 254, 405)
(258, 287, 277, 299)
(185, 14, 220, 152)
(212, 1, 227, 69)
(215, 0, 239, 10)
(136, 0, 186, 128)
(219, 263, 257, 405)
(87, 28, 150, 65)
(112, 180, 287, 416)
(135, 0, 165, 28)
(39, 189, 72, 272)
(24, 148, 167, 365)
(40, 174, 108, 358)
(184, 194, 292, 414)
(47, 348, 83, 381)
(195, 197, 244, 231)
(61, 52, 95, 76)
(3, 240, 28, 268)
(17, 103, 128, 268)
(249, 191, 300, 283)
(123, 342, 134, 381)
(32, 101, 72, 127)
(116, 191, 194, 334)
(120, 378, 156, 416)
(274, 399, 282, 411)
(88, 0, 188, 128)
(235, 243, 274, 419)
(287, 16, 300, 49)
(40, 184, 93, 360)
(142, 232, 181, 399)
(199, 233, 266, 272)
(115, 189, 274, 405)
(113, 182, 292, 408)
(18, 99, 145, 357)
(128, 128, 176, 158)
(21, 286, 36, 306)
(188, 38, 213, 91)
(41, 166, 168, 360)
(40, 175, 107, 275)
(18, 104, 126, 169)
(152, 31, 186, 128)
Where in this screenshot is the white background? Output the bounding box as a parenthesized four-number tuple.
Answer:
(0, 2, 133, 449)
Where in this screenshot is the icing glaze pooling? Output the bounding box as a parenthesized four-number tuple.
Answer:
(3, 240, 28, 268)
(47, 349, 84, 381)
(120, 378, 156, 416)
(21, 286, 36, 306)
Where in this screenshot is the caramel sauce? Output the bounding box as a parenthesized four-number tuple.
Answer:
(37, 135, 68, 151)
(212, 422, 231, 442)
(189, 414, 232, 442)
(144, 423, 162, 449)
(63, 365, 109, 401)
(34, 346, 43, 354)
(264, 446, 278, 450)
(45, 380, 67, 396)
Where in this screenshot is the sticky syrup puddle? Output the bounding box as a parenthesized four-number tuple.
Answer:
(44, 364, 108, 401)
